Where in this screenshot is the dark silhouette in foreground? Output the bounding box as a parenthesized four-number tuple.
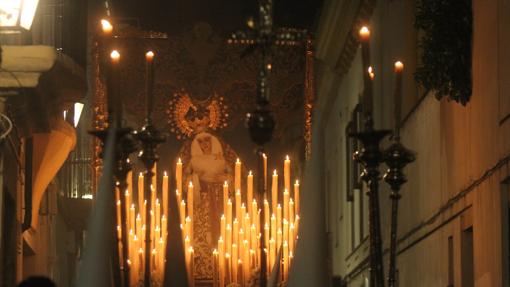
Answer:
(18, 276, 56, 287)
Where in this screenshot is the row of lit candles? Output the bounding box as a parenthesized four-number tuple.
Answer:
(208, 156, 301, 286)
(115, 165, 170, 285)
(359, 26, 404, 134)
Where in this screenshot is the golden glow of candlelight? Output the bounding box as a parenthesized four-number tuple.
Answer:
(100, 19, 113, 34)
(394, 61, 404, 72)
(359, 26, 370, 40)
(110, 50, 120, 62)
(273, 170, 277, 176)
(368, 66, 375, 80)
(146, 51, 155, 61)
(188, 181, 193, 188)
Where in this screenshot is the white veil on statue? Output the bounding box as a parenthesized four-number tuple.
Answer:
(188, 132, 228, 194)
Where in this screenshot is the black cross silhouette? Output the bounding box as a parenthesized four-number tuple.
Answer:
(227, 0, 308, 102)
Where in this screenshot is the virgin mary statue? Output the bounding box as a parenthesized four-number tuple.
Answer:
(177, 130, 238, 283)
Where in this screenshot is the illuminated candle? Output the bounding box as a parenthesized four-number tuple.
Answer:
(251, 224, 257, 256)
(127, 170, 133, 222)
(269, 238, 276, 272)
(176, 189, 181, 210)
(213, 249, 219, 286)
(263, 153, 268, 190)
(295, 215, 300, 237)
(272, 170, 278, 213)
(109, 50, 121, 126)
(226, 224, 232, 259)
(221, 214, 226, 245)
(235, 158, 241, 191)
(289, 198, 295, 231)
(155, 199, 161, 235)
(243, 239, 250, 283)
(145, 51, 155, 119)
(289, 223, 295, 254)
(223, 181, 229, 217)
(218, 237, 225, 287)
(138, 173, 144, 218)
(227, 199, 233, 228)
(233, 219, 239, 247)
(184, 216, 191, 239)
(236, 190, 242, 220)
(283, 219, 289, 254)
(225, 252, 232, 283)
(100, 19, 113, 36)
(162, 171, 169, 216)
(130, 204, 136, 233)
(264, 223, 270, 263)
(136, 213, 142, 244)
(264, 199, 270, 229)
(284, 155, 291, 193)
(176, 158, 183, 195)
(283, 189, 289, 226)
(247, 171, 253, 214)
(294, 180, 300, 216)
(161, 215, 167, 243)
(239, 228, 245, 265)
(277, 204, 282, 234)
(232, 243, 238, 283)
(277, 228, 283, 260)
(244, 214, 250, 249)
(115, 186, 121, 235)
(359, 26, 373, 119)
(252, 199, 258, 228)
(179, 200, 186, 228)
(394, 61, 404, 136)
(270, 214, 276, 244)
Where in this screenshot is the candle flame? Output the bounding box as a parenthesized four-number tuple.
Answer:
(368, 66, 375, 80)
(359, 26, 370, 39)
(224, 181, 228, 187)
(178, 158, 182, 164)
(145, 51, 155, 61)
(110, 50, 120, 61)
(100, 19, 113, 34)
(295, 180, 299, 185)
(164, 171, 168, 177)
(188, 181, 193, 188)
(248, 170, 252, 176)
(273, 169, 277, 176)
(286, 155, 290, 161)
(236, 158, 240, 163)
(262, 153, 267, 159)
(394, 61, 404, 72)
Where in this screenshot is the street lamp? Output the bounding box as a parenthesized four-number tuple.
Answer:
(0, 0, 39, 31)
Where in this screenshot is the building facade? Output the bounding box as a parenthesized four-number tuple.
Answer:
(314, 0, 510, 286)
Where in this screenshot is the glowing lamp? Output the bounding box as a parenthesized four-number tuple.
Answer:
(0, 0, 39, 30)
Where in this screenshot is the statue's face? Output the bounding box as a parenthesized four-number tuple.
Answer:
(197, 136, 212, 154)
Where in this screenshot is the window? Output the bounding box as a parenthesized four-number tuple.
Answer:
(461, 227, 474, 287)
(345, 103, 367, 251)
